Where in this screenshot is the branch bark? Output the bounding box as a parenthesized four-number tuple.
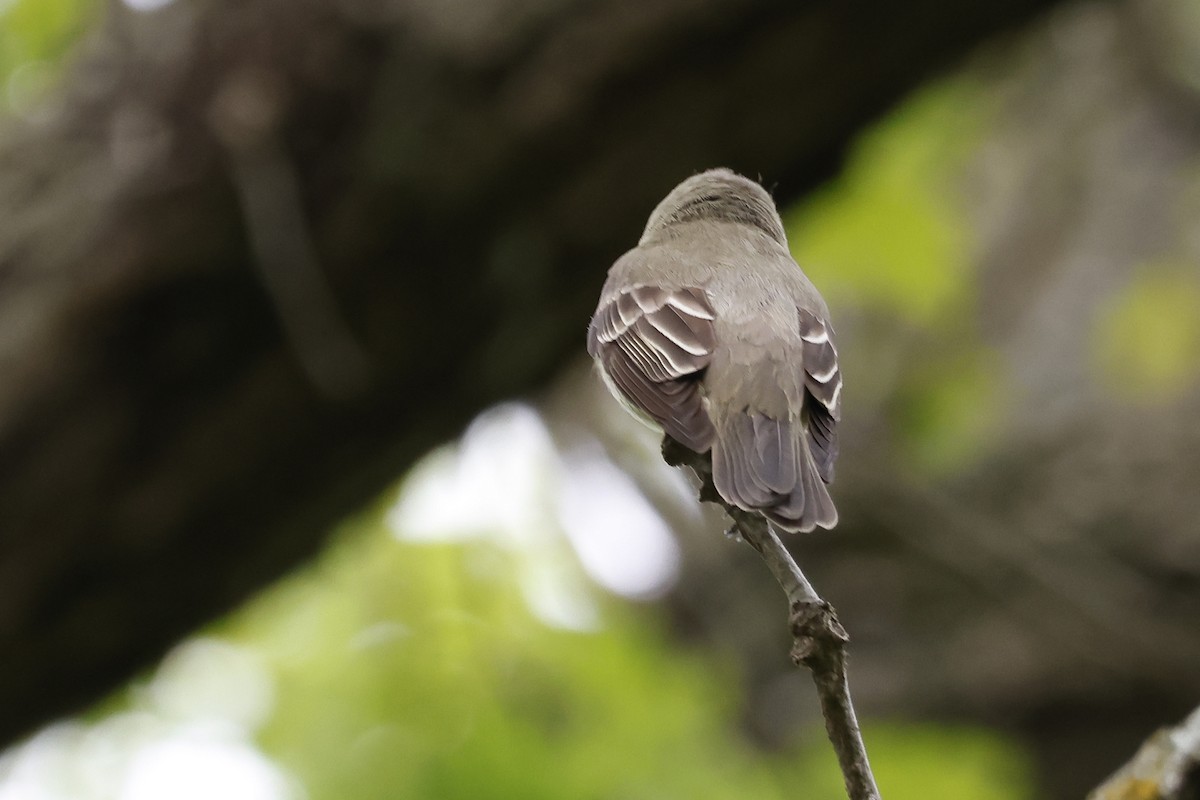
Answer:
(1089, 705, 1200, 800)
(662, 439, 881, 800)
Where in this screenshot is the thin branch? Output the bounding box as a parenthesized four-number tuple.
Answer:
(1089, 704, 1200, 800)
(662, 438, 882, 800)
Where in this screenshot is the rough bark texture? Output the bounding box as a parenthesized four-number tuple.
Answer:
(0, 0, 1071, 746)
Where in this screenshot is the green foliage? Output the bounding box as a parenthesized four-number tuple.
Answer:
(891, 349, 1004, 473)
(785, 80, 988, 326)
(1094, 263, 1200, 402)
(220, 509, 1034, 800)
(0, 0, 95, 113)
(853, 724, 1033, 800)
(238, 519, 773, 800)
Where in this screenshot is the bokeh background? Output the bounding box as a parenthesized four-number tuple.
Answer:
(1, 0, 1198, 798)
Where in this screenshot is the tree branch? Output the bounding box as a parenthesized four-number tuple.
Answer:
(1089, 704, 1200, 800)
(662, 438, 881, 800)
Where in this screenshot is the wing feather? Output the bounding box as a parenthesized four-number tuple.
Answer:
(588, 285, 717, 452)
(798, 308, 841, 483)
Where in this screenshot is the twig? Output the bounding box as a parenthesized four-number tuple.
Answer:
(662, 438, 882, 800)
(1088, 704, 1200, 800)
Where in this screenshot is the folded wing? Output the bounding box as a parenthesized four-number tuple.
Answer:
(798, 307, 841, 484)
(587, 285, 717, 452)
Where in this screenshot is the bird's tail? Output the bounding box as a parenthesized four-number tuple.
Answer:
(710, 410, 838, 533)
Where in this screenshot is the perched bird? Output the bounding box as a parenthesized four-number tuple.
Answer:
(587, 168, 841, 532)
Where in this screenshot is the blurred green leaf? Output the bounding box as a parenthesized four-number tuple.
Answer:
(786, 79, 988, 326)
(892, 348, 1004, 472)
(1094, 264, 1200, 402)
(856, 723, 1033, 800)
(0, 0, 95, 112)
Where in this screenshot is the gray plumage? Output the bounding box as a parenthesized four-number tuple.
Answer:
(587, 168, 841, 532)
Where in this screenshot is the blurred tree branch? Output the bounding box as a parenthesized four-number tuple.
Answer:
(0, 0, 1072, 746)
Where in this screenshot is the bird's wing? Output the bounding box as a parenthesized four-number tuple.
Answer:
(587, 284, 717, 452)
(797, 307, 841, 483)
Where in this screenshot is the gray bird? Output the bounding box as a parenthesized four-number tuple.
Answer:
(587, 168, 841, 532)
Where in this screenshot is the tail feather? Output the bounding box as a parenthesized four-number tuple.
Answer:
(751, 413, 797, 493)
(711, 411, 837, 532)
(764, 445, 837, 533)
(712, 414, 776, 508)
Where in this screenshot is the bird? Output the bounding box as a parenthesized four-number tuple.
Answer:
(586, 168, 841, 532)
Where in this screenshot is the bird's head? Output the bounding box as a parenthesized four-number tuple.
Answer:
(640, 168, 788, 247)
